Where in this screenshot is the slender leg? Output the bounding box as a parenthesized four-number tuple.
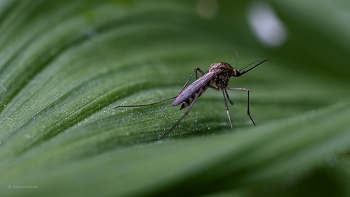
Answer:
(115, 67, 205, 108)
(158, 91, 201, 140)
(195, 67, 205, 79)
(221, 89, 234, 129)
(114, 96, 176, 108)
(224, 89, 234, 105)
(178, 67, 205, 95)
(225, 87, 256, 126)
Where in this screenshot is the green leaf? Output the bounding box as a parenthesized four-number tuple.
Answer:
(1, 0, 349, 196)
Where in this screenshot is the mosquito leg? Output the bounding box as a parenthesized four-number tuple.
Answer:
(226, 88, 256, 126)
(115, 96, 176, 108)
(116, 67, 204, 108)
(178, 67, 205, 95)
(222, 89, 234, 129)
(224, 89, 234, 105)
(195, 67, 205, 79)
(158, 92, 201, 140)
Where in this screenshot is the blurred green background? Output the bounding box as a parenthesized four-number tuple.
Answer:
(0, 0, 350, 196)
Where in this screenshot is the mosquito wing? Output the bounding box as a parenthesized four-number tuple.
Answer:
(172, 71, 217, 106)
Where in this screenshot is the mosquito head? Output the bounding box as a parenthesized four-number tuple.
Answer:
(233, 58, 269, 77)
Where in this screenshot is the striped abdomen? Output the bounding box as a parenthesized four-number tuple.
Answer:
(172, 71, 216, 109)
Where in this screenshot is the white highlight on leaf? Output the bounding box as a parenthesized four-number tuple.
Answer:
(247, 2, 287, 47)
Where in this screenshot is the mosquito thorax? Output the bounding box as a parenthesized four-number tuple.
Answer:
(209, 62, 235, 74)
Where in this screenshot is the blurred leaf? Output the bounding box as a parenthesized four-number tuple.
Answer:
(0, 0, 349, 196)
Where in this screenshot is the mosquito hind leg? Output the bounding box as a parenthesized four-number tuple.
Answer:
(195, 67, 205, 79)
(226, 87, 256, 125)
(177, 67, 205, 96)
(114, 96, 176, 108)
(158, 92, 201, 140)
(115, 67, 204, 109)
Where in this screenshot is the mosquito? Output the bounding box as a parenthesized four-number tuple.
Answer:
(115, 54, 269, 139)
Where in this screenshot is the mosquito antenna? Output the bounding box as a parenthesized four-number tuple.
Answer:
(239, 58, 269, 75)
(234, 51, 239, 70)
(240, 59, 265, 71)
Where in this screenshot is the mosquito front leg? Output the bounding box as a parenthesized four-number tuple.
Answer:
(226, 87, 256, 126)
